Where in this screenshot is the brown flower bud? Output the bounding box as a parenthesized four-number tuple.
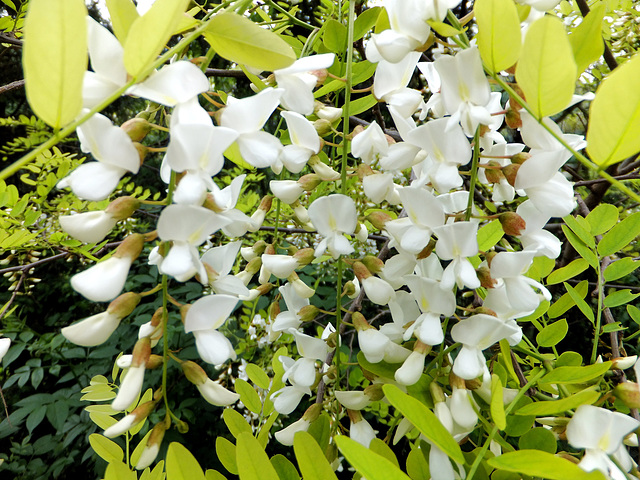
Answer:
(366, 211, 392, 231)
(483, 161, 505, 184)
(499, 212, 526, 236)
(477, 266, 497, 289)
(115, 233, 145, 261)
(297, 305, 319, 323)
(298, 174, 322, 191)
(106, 196, 140, 221)
(107, 292, 141, 318)
(361, 255, 384, 275)
(510, 152, 531, 165)
(505, 107, 522, 129)
(614, 382, 640, 408)
(502, 163, 520, 187)
(352, 261, 372, 281)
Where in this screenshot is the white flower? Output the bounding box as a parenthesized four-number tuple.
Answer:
(274, 54, 335, 115)
(71, 256, 133, 303)
(0, 338, 10, 363)
(59, 211, 118, 244)
(112, 365, 146, 411)
(274, 417, 311, 446)
(308, 194, 357, 259)
(349, 413, 376, 447)
(394, 350, 427, 386)
(197, 379, 240, 406)
(201, 241, 250, 298)
(62, 311, 120, 347)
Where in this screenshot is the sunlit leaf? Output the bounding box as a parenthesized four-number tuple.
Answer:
(166, 442, 206, 480)
(569, 3, 605, 76)
(475, 0, 521, 72)
(335, 436, 411, 480)
(106, 0, 139, 44)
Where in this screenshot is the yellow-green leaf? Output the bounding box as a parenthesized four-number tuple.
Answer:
(587, 53, 640, 167)
(490, 374, 506, 430)
(235, 379, 262, 414)
(487, 450, 606, 480)
(123, 0, 189, 77)
(516, 15, 577, 118)
(89, 433, 124, 464)
(569, 3, 605, 77)
(334, 436, 411, 480)
(166, 442, 206, 480)
(537, 319, 569, 348)
(204, 12, 295, 72)
(541, 361, 611, 384)
(515, 388, 600, 416)
(105, 461, 137, 480)
(382, 384, 464, 464)
(216, 437, 238, 475)
(236, 432, 280, 480)
(106, 0, 139, 44)
(294, 431, 338, 480)
(22, 0, 87, 129)
(546, 258, 590, 285)
(131, 429, 153, 467)
(475, 0, 521, 72)
(427, 20, 464, 38)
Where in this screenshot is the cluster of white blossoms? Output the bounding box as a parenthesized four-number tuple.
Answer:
(53, 2, 636, 478)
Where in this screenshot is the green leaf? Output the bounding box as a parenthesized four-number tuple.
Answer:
(235, 378, 262, 414)
(105, 461, 137, 480)
(515, 388, 600, 415)
(382, 384, 464, 464)
(166, 442, 206, 480)
(270, 455, 300, 480)
(586, 204, 619, 235)
(236, 432, 280, 480)
(205, 470, 228, 480)
(604, 289, 640, 308)
(548, 280, 588, 319)
(562, 226, 598, 269)
(598, 212, 640, 257)
(427, 20, 463, 37)
(369, 439, 399, 468)
(323, 19, 347, 53)
(487, 450, 606, 480)
(246, 363, 270, 390)
(518, 427, 557, 454)
(223, 408, 252, 438)
(294, 431, 338, 480)
(358, 352, 402, 380)
(89, 434, 124, 464)
(477, 220, 504, 252)
(106, 0, 139, 44)
(353, 7, 382, 41)
(569, 3, 605, 76)
(490, 374, 506, 430)
(22, 0, 87, 129)
(541, 362, 611, 384)
(216, 437, 238, 476)
(563, 282, 595, 324)
(307, 413, 331, 452)
(406, 445, 430, 480)
(627, 304, 640, 326)
(124, 0, 189, 77)
(536, 319, 568, 348)
(224, 142, 255, 171)
(257, 411, 278, 448)
(350, 95, 378, 116)
(546, 258, 589, 285)
(587, 53, 640, 167)
(604, 257, 640, 282)
(334, 436, 412, 480)
(563, 215, 595, 249)
(515, 15, 577, 117)
(204, 12, 295, 72)
(475, 0, 521, 72)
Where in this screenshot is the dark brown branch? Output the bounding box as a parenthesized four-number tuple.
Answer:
(0, 33, 22, 47)
(0, 79, 25, 96)
(205, 68, 253, 78)
(574, 174, 640, 187)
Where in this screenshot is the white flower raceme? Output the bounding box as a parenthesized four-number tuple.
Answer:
(274, 53, 335, 115)
(62, 292, 140, 346)
(219, 87, 284, 168)
(270, 283, 310, 337)
(308, 194, 358, 259)
(71, 234, 144, 302)
(567, 405, 640, 480)
(183, 294, 239, 365)
(58, 112, 141, 201)
(351, 121, 389, 165)
(394, 342, 429, 386)
(403, 276, 455, 345)
(112, 337, 151, 411)
(156, 205, 230, 282)
(373, 52, 423, 117)
(277, 111, 322, 173)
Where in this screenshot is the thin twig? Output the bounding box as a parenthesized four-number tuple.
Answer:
(0, 79, 24, 96)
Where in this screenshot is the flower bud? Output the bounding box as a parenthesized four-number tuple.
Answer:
(245, 257, 262, 275)
(483, 161, 505, 184)
(135, 422, 166, 470)
(290, 276, 315, 298)
(132, 337, 151, 368)
(477, 266, 496, 289)
(612, 356, 638, 370)
(298, 174, 323, 191)
(292, 201, 312, 226)
(366, 211, 392, 231)
(269, 301, 281, 322)
(297, 305, 320, 323)
(316, 105, 342, 123)
(362, 256, 384, 275)
(106, 196, 141, 221)
(146, 355, 164, 370)
(499, 212, 526, 236)
(352, 311, 370, 330)
(108, 292, 142, 318)
(121, 118, 152, 142)
(258, 195, 273, 212)
(505, 107, 522, 129)
(314, 119, 333, 136)
(502, 163, 520, 187)
(133, 142, 147, 164)
(308, 156, 340, 181)
(352, 261, 372, 281)
(614, 382, 640, 408)
(181, 360, 208, 385)
(364, 384, 384, 402)
(115, 233, 145, 261)
(510, 152, 531, 165)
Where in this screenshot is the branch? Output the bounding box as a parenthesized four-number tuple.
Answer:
(259, 225, 388, 242)
(0, 79, 25, 96)
(204, 68, 251, 78)
(0, 33, 22, 47)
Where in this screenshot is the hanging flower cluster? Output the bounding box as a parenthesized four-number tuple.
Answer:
(46, 0, 639, 478)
